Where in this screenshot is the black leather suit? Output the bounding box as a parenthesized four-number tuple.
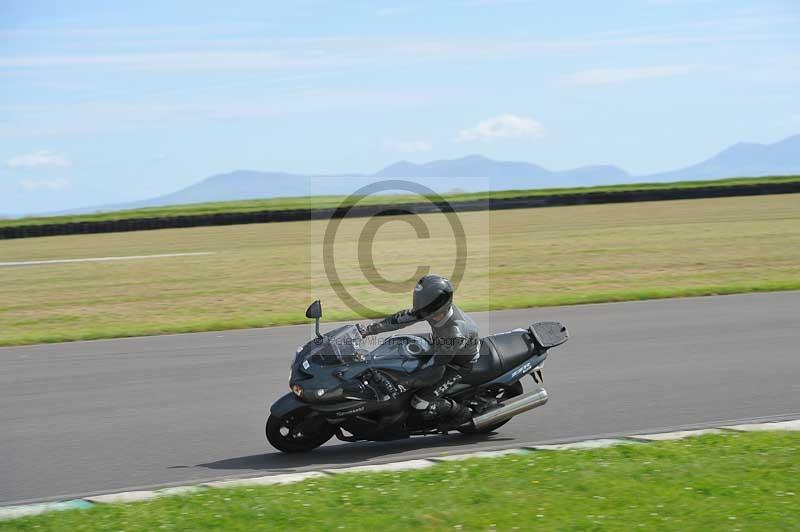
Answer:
(363, 304, 479, 404)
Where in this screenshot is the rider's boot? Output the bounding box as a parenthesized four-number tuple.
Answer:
(411, 366, 472, 428)
(422, 398, 472, 429)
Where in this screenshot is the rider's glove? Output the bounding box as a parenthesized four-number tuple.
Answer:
(396, 309, 420, 324)
(356, 323, 372, 336)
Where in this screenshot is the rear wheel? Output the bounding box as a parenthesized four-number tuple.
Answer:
(459, 381, 524, 434)
(266, 411, 336, 453)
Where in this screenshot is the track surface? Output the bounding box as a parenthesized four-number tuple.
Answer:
(2, 292, 799, 505)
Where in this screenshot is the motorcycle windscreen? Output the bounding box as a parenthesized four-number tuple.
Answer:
(302, 325, 366, 366)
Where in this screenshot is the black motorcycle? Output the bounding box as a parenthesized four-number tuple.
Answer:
(266, 300, 568, 453)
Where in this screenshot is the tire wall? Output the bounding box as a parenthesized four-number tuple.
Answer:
(2, 182, 799, 240)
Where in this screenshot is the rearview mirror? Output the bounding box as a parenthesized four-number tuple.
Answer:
(305, 300, 322, 319)
(306, 300, 322, 339)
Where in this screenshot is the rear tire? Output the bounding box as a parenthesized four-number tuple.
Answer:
(266, 411, 336, 453)
(459, 381, 524, 434)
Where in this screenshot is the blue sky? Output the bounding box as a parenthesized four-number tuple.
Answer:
(1, 0, 798, 214)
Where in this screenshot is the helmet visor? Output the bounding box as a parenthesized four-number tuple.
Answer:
(412, 290, 452, 319)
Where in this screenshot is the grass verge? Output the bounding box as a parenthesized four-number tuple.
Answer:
(3, 431, 798, 531)
(1, 194, 799, 347)
(3, 280, 799, 347)
(1, 174, 798, 228)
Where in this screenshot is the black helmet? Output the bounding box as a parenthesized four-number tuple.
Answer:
(412, 274, 453, 319)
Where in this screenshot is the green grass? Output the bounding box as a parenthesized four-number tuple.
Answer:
(4, 281, 799, 347)
(1, 174, 798, 228)
(1, 194, 799, 346)
(4, 431, 799, 531)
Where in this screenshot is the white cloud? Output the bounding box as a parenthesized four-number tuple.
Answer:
(564, 65, 700, 86)
(382, 139, 432, 153)
(19, 178, 69, 191)
(6, 150, 72, 169)
(456, 114, 544, 142)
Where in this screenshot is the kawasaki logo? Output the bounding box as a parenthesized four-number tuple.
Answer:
(335, 406, 366, 416)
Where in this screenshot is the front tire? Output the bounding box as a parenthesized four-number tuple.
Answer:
(266, 411, 336, 453)
(459, 381, 524, 434)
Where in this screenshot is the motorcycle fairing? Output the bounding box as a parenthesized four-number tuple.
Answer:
(280, 322, 564, 420)
(270, 392, 306, 417)
(481, 352, 548, 388)
(290, 327, 438, 406)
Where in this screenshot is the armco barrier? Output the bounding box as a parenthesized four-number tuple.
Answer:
(2, 181, 799, 240)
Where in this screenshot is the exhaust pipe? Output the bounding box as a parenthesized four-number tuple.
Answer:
(471, 388, 548, 430)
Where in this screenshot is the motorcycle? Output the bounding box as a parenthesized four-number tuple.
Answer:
(266, 300, 568, 453)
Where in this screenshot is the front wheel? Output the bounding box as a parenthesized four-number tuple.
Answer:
(459, 381, 524, 434)
(266, 411, 336, 453)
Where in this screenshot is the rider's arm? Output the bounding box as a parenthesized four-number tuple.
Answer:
(361, 309, 420, 336)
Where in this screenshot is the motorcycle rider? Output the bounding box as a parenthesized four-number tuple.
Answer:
(358, 274, 479, 428)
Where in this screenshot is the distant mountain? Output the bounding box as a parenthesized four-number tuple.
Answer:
(132, 172, 396, 209)
(125, 156, 629, 209)
(374, 154, 550, 179)
(373, 155, 627, 185)
(146, 171, 310, 206)
(42, 134, 800, 216)
(641, 134, 800, 182)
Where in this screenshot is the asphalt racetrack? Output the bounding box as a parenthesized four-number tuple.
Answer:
(2, 292, 799, 505)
